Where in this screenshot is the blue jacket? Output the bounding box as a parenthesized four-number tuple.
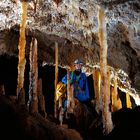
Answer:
(62, 71, 90, 102)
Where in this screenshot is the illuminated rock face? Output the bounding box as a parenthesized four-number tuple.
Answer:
(0, 0, 140, 91)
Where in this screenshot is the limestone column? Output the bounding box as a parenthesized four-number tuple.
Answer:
(97, 6, 113, 134)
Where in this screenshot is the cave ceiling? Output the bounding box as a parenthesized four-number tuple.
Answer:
(0, 0, 140, 91)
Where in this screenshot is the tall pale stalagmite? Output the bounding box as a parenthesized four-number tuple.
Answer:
(17, 1, 28, 97)
(54, 42, 59, 118)
(29, 38, 38, 113)
(65, 68, 71, 119)
(97, 6, 113, 134)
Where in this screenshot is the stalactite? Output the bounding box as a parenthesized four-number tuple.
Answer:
(111, 75, 122, 112)
(53, 0, 61, 6)
(28, 38, 33, 107)
(38, 78, 46, 118)
(97, 6, 113, 134)
(54, 42, 58, 118)
(126, 92, 132, 109)
(33, 0, 38, 13)
(106, 68, 112, 129)
(29, 38, 38, 113)
(93, 68, 101, 114)
(66, 64, 74, 113)
(66, 68, 71, 118)
(17, 1, 28, 97)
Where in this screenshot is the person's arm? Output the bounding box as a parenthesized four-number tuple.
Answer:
(83, 73, 90, 99)
(62, 71, 73, 84)
(85, 77, 90, 99)
(62, 74, 67, 84)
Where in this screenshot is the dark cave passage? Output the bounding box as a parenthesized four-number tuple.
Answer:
(0, 55, 18, 96)
(0, 55, 68, 115)
(40, 64, 67, 116)
(0, 54, 96, 129)
(0, 55, 30, 102)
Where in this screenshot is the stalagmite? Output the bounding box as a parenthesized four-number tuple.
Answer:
(126, 92, 132, 109)
(65, 68, 71, 118)
(67, 63, 74, 114)
(54, 42, 58, 118)
(111, 75, 122, 112)
(58, 97, 63, 126)
(93, 68, 101, 114)
(67, 69, 71, 108)
(17, 1, 28, 98)
(29, 38, 38, 113)
(18, 88, 25, 105)
(38, 78, 46, 118)
(97, 6, 113, 134)
(28, 39, 33, 108)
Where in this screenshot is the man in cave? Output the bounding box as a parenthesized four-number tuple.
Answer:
(61, 59, 90, 109)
